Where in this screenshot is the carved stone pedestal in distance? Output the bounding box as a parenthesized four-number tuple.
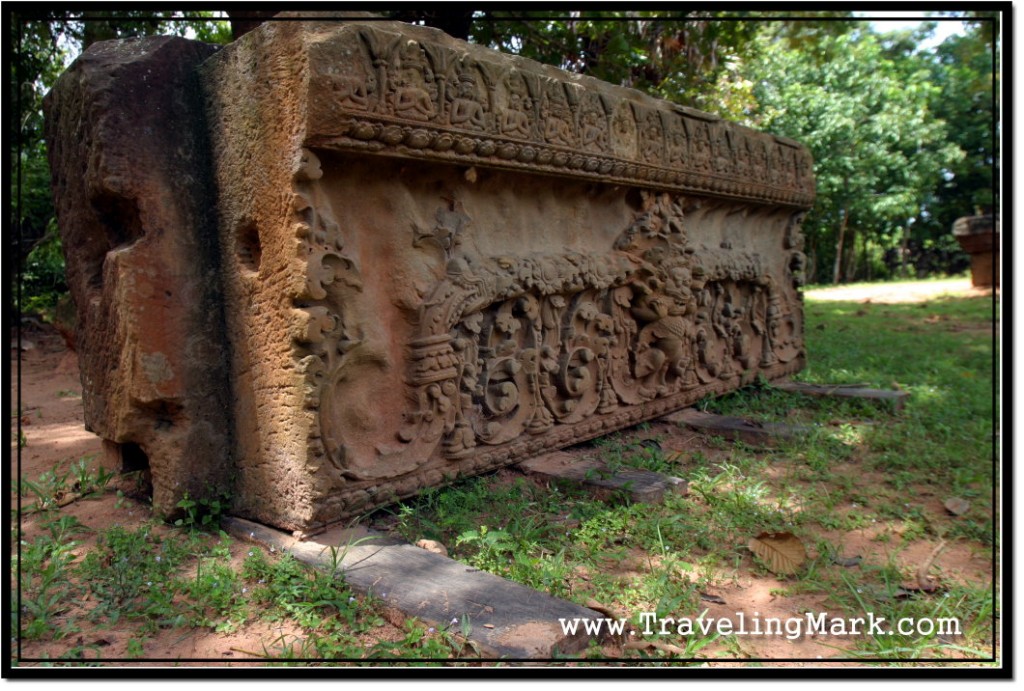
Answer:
(953, 215, 999, 288)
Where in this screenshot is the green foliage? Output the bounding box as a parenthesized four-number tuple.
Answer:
(747, 27, 965, 284)
(19, 456, 113, 513)
(17, 515, 88, 640)
(173, 489, 232, 531)
(920, 23, 997, 228)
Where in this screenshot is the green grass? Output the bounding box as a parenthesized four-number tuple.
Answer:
(386, 292, 997, 662)
(13, 289, 997, 665)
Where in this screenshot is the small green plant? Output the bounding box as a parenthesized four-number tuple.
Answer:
(17, 515, 88, 640)
(69, 457, 115, 497)
(174, 489, 232, 531)
(20, 465, 71, 512)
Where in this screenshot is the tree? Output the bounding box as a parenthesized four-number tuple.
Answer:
(10, 10, 231, 317)
(919, 20, 997, 234)
(746, 25, 964, 283)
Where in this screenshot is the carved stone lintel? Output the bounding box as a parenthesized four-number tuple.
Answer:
(48, 19, 815, 532)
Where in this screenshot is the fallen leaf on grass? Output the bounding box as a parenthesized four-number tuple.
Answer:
(748, 532, 806, 576)
(664, 450, 687, 464)
(623, 640, 689, 656)
(944, 497, 970, 516)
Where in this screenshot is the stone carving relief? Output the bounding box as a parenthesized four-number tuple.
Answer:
(301, 186, 806, 487)
(307, 25, 815, 208)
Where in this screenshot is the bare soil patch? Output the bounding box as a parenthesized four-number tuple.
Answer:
(804, 278, 992, 304)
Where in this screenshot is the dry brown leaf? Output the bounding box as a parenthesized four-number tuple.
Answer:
(748, 531, 807, 575)
(944, 497, 970, 516)
(623, 640, 689, 656)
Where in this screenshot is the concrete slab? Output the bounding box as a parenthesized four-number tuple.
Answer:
(518, 451, 687, 503)
(222, 516, 615, 659)
(664, 408, 809, 447)
(774, 381, 909, 412)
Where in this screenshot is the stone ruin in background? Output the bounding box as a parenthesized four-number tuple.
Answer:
(953, 214, 999, 288)
(45, 19, 815, 533)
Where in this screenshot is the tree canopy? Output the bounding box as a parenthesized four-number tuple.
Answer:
(9, 9, 1001, 317)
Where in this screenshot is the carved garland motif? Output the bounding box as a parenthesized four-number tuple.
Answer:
(303, 191, 804, 483)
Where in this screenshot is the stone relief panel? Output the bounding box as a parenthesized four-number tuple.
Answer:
(291, 176, 808, 514)
(209, 20, 816, 529)
(304, 23, 815, 209)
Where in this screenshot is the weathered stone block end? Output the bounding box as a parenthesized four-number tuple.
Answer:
(44, 36, 234, 517)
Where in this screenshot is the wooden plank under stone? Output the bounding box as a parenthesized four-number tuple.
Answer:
(664, 408, 809, 448)
(518, 451, 688, 503)
(222, 516, 614, 659)
(773, 381, 909, 411)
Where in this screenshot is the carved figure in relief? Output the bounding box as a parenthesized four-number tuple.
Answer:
(392, 40, 437, 121)
(735, 137, 751, 179)
(499, 75, 534, 139)
(639, 110, 664, 164)
(691, 121, 712, 172)
(665, 117, 688, 167)
(632, 285, 692, 390)
(541, 82, 576, 147)
(713, 129, 734, 175)
(331, 71, 376, 110)
(752, 141, 769, 183)
(579, 94, 609, 152)
(448, 71, 487, 131)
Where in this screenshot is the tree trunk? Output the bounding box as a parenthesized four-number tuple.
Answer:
(832, 208, 848, 284)
(899, 226, 910, 278)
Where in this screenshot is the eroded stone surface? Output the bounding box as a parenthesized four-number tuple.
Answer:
(44, 37, 233, 516)
(48, 20, 814, 531)
(199, 20, 814, 531)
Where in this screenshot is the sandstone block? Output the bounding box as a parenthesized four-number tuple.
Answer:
(953, 214, 999, 288)
(48, 20, 815, 531)
(44, 37, 233, 515)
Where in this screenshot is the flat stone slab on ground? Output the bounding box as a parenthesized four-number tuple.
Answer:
(773, 381, 909, 412)
(223, 516, 613, 659)
(665, 408, 809, 447)
(518, 451, 687, 503)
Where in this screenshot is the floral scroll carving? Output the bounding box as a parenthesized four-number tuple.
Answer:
(314, 191, 808, 480)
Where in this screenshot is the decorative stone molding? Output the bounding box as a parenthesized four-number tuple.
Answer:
(300, 23, 815, 208)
